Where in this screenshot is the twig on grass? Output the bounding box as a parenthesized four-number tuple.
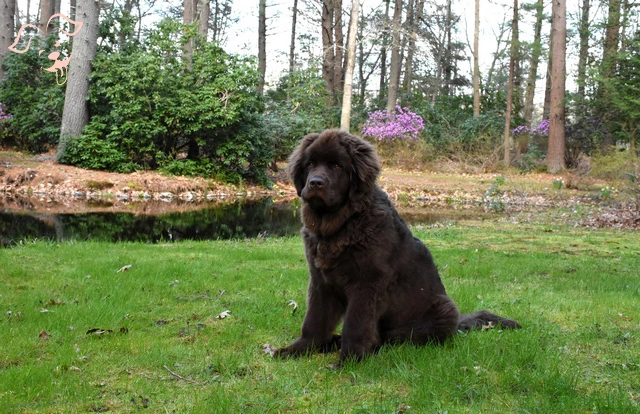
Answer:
(163, 365, 206, 386)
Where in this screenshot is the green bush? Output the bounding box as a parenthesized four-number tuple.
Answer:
(57, 133, 133, 172)
(0, 37, 66, 152)
(589, 149, 637, 181)
(59, 19, 271, 184)
(402, 94, 507, 158)
(158, 158, 214, 178)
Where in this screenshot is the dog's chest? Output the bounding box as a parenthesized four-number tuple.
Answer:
(313, 240, 344, 271)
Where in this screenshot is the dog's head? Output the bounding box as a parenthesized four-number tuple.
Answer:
(288, 129, 380, 213)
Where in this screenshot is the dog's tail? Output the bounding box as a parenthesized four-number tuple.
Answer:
(458, 310, 521, 332)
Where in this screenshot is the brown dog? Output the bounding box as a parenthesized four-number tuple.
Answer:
(276, 129, 520, 362)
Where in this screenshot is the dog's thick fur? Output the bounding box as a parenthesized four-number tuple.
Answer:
(276, 129, 520, 362)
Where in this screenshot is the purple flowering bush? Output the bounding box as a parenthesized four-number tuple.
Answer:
(511, 119, 549, 138)
(0, 103, 12, 121)
(361, 106, 425, 142)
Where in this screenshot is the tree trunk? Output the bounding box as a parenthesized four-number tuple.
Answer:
(598, 0, 621, 147)
(54, 0, 60, 14)
(322, 0, 335, 97)
(340, 0, 359, 132)
(257, 0, 266, 95)
(512, 1, 522, 117)
(404, 0, 423, 94)
(430, 28, 447, 107)
(212, 0, 219, 41)
(14, 0, 20, 31)
(601, 0, 621, 81)
(472, 0, 480, 116)
(444, 0, 453, 95)
(547, 0, 566, 173)
(386, 0, 402, 115)
(57, 0, 99, 159)
(0, 0, 15, 80)
(70, 0, 76, 22)
(39, 0, 55, 33)
(288, 0, 298, 81)
(118, 0, 133, 51)
(576, 0, 590, 107)
(333, 0, 344, 94)
(402, 0, 414, 92)
(503, 0, 518, 166)
(619, 0, 630, 52)
(542, 19, 553, 120)
(378, 0, 390, 102)
(523, 0, 543, 125)
(183, 0, 196, 64)
(197, 0, 210, 38)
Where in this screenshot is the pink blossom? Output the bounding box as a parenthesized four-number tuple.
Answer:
(361, 106, 425, 142)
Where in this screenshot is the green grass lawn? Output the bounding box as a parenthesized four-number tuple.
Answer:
(1, 223, 638, 413)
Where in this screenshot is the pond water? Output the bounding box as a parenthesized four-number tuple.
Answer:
(0, 198, 488, 246)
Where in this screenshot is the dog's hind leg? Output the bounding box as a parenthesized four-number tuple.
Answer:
(381, 295, 461, 345)
(458, 310, 521, 331)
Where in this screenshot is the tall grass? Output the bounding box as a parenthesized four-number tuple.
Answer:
(1, 223, 638, 413)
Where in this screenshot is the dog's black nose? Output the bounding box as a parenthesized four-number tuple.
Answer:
(308, 177, 325, 188)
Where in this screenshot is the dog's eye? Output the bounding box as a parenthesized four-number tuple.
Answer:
(333, 164, 342, 170)
(307, 162, 314, 168)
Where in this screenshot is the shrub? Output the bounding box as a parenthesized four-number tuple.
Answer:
(57, 133, 132, 172)
(60, 19, 271, 184)
(589, 150, 637, 182)
(0, 102, 11, 121)
(361, 106, 424, 142)
(374, 139, 436, 170)
(411, 95, 506, 162)
(0, 36, 66, 152)
(565, 117, 610, 167)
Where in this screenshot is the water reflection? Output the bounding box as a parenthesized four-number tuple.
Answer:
(0, 198, 302, 245)
(0, 198, 490, 246)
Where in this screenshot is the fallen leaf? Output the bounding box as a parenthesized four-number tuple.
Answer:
(287, 300, 298, 313)
(40, 308, 53, 313)
(215, 310, 231, 319)
(86, 328, 113, 336)
(262, 343, 277, 357)
(119, 327, 129, 334)
(117, 264, 132, 273)
(39, 330, 51, 340)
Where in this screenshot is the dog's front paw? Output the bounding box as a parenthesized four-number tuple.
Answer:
(273, 345, 299, 359)
(273, 338, 313, 359)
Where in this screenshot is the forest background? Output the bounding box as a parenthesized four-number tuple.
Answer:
(0, 0, 638, 185)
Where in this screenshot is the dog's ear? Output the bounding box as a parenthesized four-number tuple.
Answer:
(341, 132, 380, 195)
(288, 133, 320, 196)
